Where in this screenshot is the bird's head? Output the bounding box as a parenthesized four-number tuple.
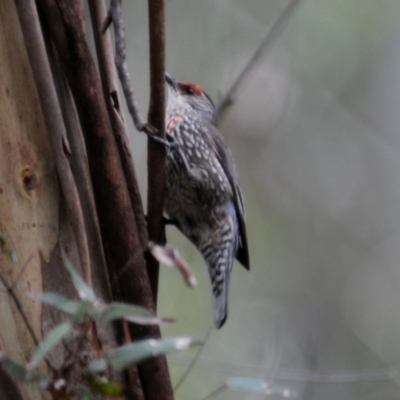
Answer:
(165, 73, 217, 125)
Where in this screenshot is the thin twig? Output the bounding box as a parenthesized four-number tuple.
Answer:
(102, 0, 168, 304)
(100, 2, 173, 399)
(217, 0, 303, 118)
(10, 254, 34, 291)
(121, 319, 144, 399)
(89, 0, 148, 249)
(0, 271, 55, 372)
(14, 0, 92, 289)
(201, 385, 227, 400)
(145, 0, 167, 304)
(0, 270, 38, 348)
(174, 327, 212, 392)
(102, 0, 157, 137)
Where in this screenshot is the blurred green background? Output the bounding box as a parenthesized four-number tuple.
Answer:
(106, 0, 400, 398)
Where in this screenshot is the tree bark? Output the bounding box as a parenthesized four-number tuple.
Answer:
(146, 0, 167, 305)
(0, 2, 56, 398)
(1, 1, 118, 399)
(1, 0, 173, 398)
(35, 1, 174, 399)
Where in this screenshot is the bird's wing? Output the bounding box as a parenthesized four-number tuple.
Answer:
(202, 124, 250, 270)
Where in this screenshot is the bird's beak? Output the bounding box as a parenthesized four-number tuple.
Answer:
(165, 72, 178, 90)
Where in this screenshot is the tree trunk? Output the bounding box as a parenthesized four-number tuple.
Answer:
(0, 0, 173, 399)
(0, 1, 119, 398)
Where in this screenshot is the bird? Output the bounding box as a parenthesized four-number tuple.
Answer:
(163, 72, 250, 329)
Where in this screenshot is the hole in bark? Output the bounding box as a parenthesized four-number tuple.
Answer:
(21, 167, 38, 191)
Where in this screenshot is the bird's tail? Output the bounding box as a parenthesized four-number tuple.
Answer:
(200, 211, 238, 329)
(211, 261, 231, 329)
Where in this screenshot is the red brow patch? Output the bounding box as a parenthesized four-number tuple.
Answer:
(179, 82, 204, 96)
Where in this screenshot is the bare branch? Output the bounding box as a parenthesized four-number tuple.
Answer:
(174, 327, 212, 392)
(0, 271, 56, 373)
(145, 0, 167, 305)
(201, 385, 227, 400)
(102, 0, 157, 136)
(103, 0, 168, 305)
(89, 0, 148, 250)
(0, 275, 38, 349)
(217, 0, 304, 118)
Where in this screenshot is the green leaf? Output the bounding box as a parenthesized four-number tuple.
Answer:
(32, 294, 90, 323)
(108, 337, 199, 371)
(0, 355, 47, 382)
(85, 358, 108, 374)
(29, 322, 72, 369)
(104, 302, 169, 325)
(86, 376, 124, 396)
(104, 302, 151, 320)
(226, 377, 296, 398)
(61, 247, 97, 303)
(31, 292, 86, 315)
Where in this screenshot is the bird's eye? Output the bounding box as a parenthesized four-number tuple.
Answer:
(178, 83, 203, 96)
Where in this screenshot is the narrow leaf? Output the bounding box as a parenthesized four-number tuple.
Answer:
(104, 302, 172, 325)
(149, 242, 197, 288)
(108, 337, 199, 371)
(31, 292, 86, 315)
(105, 302, 151, 319)
(61, 247, 97, 302)
(29, 322, 72, 369)
(85, 358, 108, 374)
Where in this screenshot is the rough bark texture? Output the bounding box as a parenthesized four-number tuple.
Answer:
(35, 1, 173, 399)
(0, 2, 57, 399)
(1, 1, 173, 398)
(146, 0, 167, 306)
(88, 0, 149, 251)
(0, 1, 119, 398)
